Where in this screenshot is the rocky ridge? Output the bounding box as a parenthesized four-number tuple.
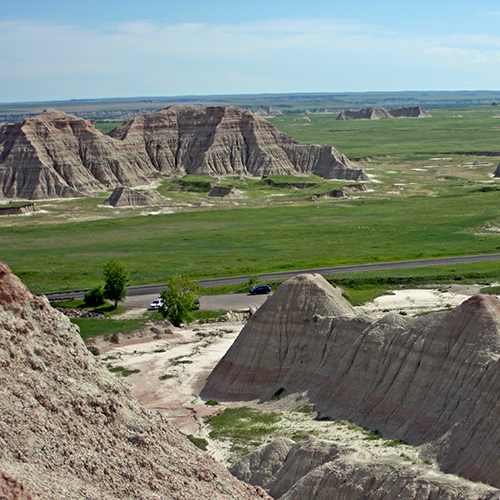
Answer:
(336, 106, 430, 120)
(336, 107, 392, 120)
(0, 106, 366, 200)
(202, 273, 500, 488)
(231, 436, 499, 500)
(0, 262, 269, 500)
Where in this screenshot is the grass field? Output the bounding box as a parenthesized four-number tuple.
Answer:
(1, 105, 500, 294)
(2, 186, 500, 293)
(269, 107, 500, 157)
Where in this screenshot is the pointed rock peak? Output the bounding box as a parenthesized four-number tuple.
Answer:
(261, 273, 356, 318)
(441, 294, 500, 351)
(454, 293, 500, 317)
(0, 262, 32, 307)
(38, 108, 79, 120)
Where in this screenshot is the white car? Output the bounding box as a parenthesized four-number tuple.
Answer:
(149, 298, 164, 310)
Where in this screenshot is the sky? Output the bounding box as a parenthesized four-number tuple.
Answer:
(1, 0, 500, 103)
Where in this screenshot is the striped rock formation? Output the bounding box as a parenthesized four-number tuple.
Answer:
(336, 107, 393, 120)
(336, 106, 430, 120)
(0, 106, 367, 200)
(202, 273, 500, 488)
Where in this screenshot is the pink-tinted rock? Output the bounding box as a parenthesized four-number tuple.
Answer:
(202, 273, 500, 487)
(0, 106, 366, 200)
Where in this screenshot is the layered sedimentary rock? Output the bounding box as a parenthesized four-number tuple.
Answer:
(336, 106, 430, 120)
(389, 106, 431, 118)
(0, 106, 366, 200)
(202, 273, 500, 487)
(109, 105, 366, 180)
(231, 436, 499, 500)
(336, 107, 392, 120)
(101, 186, 156, 207)
(0, 109, 154, 200)
(0, 262, 269, 500)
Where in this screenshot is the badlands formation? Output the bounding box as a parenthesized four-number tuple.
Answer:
(2, 263, 500, 499)
(203, 273, 500, 497)
(0, 262, 269, 500)
(0, 105, 367, 200)
(336, 106, 431, 120)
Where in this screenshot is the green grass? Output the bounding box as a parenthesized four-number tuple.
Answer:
(207, 407, 282, 443)
(268, 107, 500, 157)
(2, 105, 500, 294)
(106, 365, 140, 377)
(94, 121, 124, 134)
(480, 285, 500, 294)
(72, 317, 149, 340)
(3, 186, 500, 293)
(186, 434, 209, 451)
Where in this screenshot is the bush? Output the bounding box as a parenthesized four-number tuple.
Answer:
(84, 285, 106, 307)
(86, 345, 100, 356)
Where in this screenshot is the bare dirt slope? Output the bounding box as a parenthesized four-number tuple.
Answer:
(202, 273, 500, 488)
(0, 262, 269, 500)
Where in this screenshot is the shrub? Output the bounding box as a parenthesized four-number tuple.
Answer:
(86, 345, 99, 356)
(186, 435, 209, 450)
(84, 285, 106, 307)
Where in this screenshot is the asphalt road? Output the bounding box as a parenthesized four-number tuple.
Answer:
(43, 253, 500, 306)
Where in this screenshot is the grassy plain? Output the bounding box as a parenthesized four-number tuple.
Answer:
(1, 106, 500, 294)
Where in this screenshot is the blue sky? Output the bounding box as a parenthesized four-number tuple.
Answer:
(1, 0, 500, 103)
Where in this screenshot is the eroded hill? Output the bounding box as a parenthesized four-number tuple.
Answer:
(0, 262, 269, 500)
(0, 105, 366, 200)
(202, 273, 500, 490)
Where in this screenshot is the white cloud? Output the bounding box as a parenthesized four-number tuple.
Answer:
(1, 16, 500, 102)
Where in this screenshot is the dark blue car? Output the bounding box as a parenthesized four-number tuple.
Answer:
(249, 285, 272, 295)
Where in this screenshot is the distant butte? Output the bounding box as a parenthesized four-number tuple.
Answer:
(336, 105, 431, 120)
(0, 105, 367, 200)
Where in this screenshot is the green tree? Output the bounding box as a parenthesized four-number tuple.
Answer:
(160, 275, 199, 326)
(103, 259, 130, 308)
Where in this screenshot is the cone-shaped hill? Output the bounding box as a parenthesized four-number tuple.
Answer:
(202, 273, 500, 487)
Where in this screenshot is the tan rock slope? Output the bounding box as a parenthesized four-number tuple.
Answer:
(0, 262, 269, 500)
(0, 106, 366, 200)
(202, 273, 500, 488)
(231, 436, 499, 500)
(0, 109, 155, 200)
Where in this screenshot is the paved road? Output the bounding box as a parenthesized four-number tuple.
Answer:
(43, 253, 500, 306)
